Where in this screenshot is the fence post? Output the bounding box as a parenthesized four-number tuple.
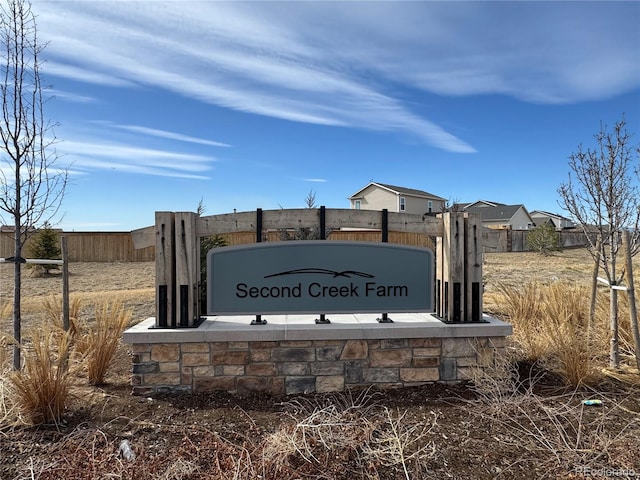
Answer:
(465, 213, 483, 322)
(61, 236, 70, 331)
(155, 212, 175, 328)
(175, 212, 200, 327)
(436, 212, 482, 322)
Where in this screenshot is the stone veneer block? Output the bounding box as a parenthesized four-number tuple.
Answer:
(195, 376, 235, 392)
(285, 376, 315, 395)
(132, 353, 150, 363)
(237, 376, 271, 393)
(476, 336, 506, 349)
(316, 375, 345, 393)
(246, 362, 278, 376)
(250, 341, 277, 349)
(228, 341, 249, 350)
(132, 362, 158, 374)
(456, 356, 479, 367)
(400, 368, 439, 382)
(316, 345, 343, 361)
(340, 340, 368, 360)
(439, 358, 457, 381)
(369, 349, 412, 367)
(442, 338, 477, 357)
(191, 366, 215, 376)
(457, 366, 474, 381)
(413, 347, 442, 357)
(280, 340, 313, 347)
(411, 357, 439, 368)
(159, 361, 180, 373)
(183, 353, 211, 367)
(151, 344, 180, 362)
(181, 343, 210, 353)
(250, 349, 272, 362)
(212, 351, 250, 364)
(278, 362, 309, 376)
(344, 361, 364, 384)
(131, 343, 151, 353)
(310, 361, 345, 376)
(381, 339, 408, 349)
(144, 373, 181, 385)
(409, 338, 441, 348)
(363, 368, 399, 383)
(272, 347, 315, 362)
(222, 365, 245, 376)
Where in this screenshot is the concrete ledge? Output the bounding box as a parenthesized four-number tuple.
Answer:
(124, 313, 512, 344)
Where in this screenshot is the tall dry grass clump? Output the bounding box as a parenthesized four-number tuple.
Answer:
(8, 327, 73, 425)
(76, 299, 132, 385)
(496, 281, 605, 386)
(0, 334, 17, 431)
(41, 295, 83, 338)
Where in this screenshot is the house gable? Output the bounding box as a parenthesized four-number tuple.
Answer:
(530, 210, 575, 230)
(349, 182, 446, 214)
(463, 202, 534, 230)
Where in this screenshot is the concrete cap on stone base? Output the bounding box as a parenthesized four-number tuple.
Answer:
(123, 313, 512, 344)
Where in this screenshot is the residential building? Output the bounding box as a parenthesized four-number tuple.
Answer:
(461, 200, 534, 230)
(530, 210, 575, 230)
(348, 182, 446, 215)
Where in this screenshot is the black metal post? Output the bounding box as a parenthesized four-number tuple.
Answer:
(378, 209, 393, 322)
(252, 208, 267, 325)
(320, 205, 326, 240)
(256, 208, 263, 243)
(316, 206, 330, 324)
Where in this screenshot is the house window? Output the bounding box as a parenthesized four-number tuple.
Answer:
(400, 197, 406, 212)
(354, 200, 361, 210)
(427, 200, 433, 213)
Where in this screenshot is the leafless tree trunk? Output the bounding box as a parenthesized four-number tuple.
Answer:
(558, 117, 640, 369)
(622, 230, 640, 372)
(0, 0, 67, 370)
(588, 245, 600, 335)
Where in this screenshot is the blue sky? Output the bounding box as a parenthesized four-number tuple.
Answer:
(22, 1, 640, 231)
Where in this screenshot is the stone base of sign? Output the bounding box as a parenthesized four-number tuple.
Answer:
(123, 314, 512, 396)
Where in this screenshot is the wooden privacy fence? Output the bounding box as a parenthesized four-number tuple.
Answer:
(0, 229, 431, 262)
(131, 207, 483, 327)
(219, 230, 435, 249)
(0, 231, 155, 262)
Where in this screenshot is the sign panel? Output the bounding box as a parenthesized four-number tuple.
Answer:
(207, 241, 433, 315)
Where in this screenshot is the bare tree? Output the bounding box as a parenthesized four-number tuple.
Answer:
(0, 0, 67, 370)
(304, 189, 317, 209)
(558, 116, 640, 368)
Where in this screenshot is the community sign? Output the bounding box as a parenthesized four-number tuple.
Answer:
(207, 241, 433, 315)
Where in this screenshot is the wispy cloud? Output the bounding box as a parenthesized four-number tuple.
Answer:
(304, 178, 327, 183)
(107, 124, 231, 148)
(47, 89, 95, 104)
(33, 1, 639, 153)
(58, 139, 217, 180)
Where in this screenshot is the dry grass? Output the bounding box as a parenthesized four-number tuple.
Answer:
(494, 281, 610, 386)
(261, 389, 438, 479)
(8, 326, 74, 425)
(41, 295, 83, 338)
(75, 299, 132, 386)
(468, 356, 640, 478)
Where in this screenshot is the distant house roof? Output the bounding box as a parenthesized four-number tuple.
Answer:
(464, 203, 531, 223)
(349, 182, 446, 200)
(530, 210, 572, 221)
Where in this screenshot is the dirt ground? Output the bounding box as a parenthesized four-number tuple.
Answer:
(1, 250, 640, 479)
